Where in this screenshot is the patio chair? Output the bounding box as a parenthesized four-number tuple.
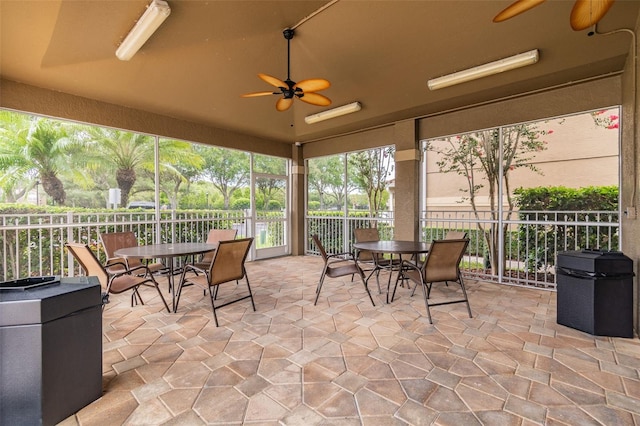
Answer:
(399, 238, 472, 324)
(354, 227, 402, 294)
(408, 231, 471, 288)
(175, 237, 255, 326)
(312, 234, 375, 307)
(413, 230, 469, 270)
(66, 242, 170, 312)
(188, 228, 237, 274)
(99, 231, 166, 275)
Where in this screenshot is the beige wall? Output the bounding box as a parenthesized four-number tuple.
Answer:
(425, 110, 620, 209)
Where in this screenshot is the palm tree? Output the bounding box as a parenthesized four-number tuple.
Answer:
(0, 112, 73, 205)
(83, 128, 202, 208)
(85, 128, 155, 207)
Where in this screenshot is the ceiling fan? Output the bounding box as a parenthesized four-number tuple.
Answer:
(493, 0, 615, 31)
(241, 28, 331, 112)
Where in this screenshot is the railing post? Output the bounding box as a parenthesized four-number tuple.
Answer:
(66, 212, 74, 277)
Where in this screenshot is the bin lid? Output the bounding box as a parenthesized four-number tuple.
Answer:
(0, 276, 101, 326)
(557, 250, 633, 275)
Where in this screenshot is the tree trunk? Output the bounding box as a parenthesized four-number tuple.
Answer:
(40, 171, 66, 205)
(116, 168, 136, 207)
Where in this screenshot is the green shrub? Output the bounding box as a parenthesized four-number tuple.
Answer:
(514, 186, 619, 271)
(267, 200, 281, 210)
(231, 198, 250, 210)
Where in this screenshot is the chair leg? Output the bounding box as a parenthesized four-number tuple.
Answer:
(131, 288, 144, 307)
(208, 286, 219, 327)
(358, 270, 375, 307)
(390, 270, 404, 303)
(153, 280, 171, 313)
(419, 279, 433, 324)
(245, 275, 256, 312)
(374, 269, 382, 294)
(314, 266, 329, 305)
(385, 266, 395, 304)
(458, 275, 473, 318)
(174, 270, 189, 313)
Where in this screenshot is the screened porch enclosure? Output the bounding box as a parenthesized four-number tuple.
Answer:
(0, 107, 622, 289)
(306, 108, 621, 289)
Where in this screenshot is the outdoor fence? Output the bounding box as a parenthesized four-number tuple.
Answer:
(307, 209, 620, 290)
(2, 208, 619, 289)
(0, 210, 251, 281)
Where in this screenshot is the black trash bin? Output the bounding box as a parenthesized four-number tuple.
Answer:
(0, 276, 103, 426)
(556, 249, 634, 338)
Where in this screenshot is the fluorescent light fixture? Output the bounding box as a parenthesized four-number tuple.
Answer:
(427, 49, 539, 90)
(304, 102, 362, 124)
(116, 0, 171, 61)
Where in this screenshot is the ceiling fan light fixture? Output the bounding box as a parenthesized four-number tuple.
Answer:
(116, 0, 171, 61)
(304, 102, 362, 124)
(427, 49, 539, 90)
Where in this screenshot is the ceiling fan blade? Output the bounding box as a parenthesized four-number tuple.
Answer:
(298, 92, 331, 107)
(493, 0, 546, 22)
(294, 78, 331, 92)
(241, 91, 277, 98)
(570, 0, 615, 31)
(259, 73, 287, 88)
(276, 97, 293, 111)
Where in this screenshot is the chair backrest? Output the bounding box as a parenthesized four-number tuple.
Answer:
(445, 231, 468, 239)
(311, 234, 329, 262)
(99, 231, 144, 268)
(423, 239, 469, 283)
(208, 237, 253, 286)
(66, 242, 109, 289)
(354, 227, 380, 243)
(353, 227, 380, 261)
(205, 228, 238, 244)
(201, 229, 238, 263)
(100, 231, 138, 258)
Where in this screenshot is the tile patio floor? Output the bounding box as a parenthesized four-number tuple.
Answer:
(60, 255, 640, 425)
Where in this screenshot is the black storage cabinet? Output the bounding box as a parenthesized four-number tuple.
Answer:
(556, 250, 634, 338)
(0, 276, 103, 426)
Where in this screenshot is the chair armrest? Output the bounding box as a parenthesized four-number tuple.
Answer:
(126, 264, 151, 274)
(400, 259, 421, 273)
(109, 263, 152, 279)
(327, 252, 356, 262)
(182, 263, 208, 275)
(105, 260, 128, 274)
(106, 256, 126, 266)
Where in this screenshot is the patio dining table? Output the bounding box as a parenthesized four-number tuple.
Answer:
(115, 242, 218, 312)
(353, 240, 430, 303)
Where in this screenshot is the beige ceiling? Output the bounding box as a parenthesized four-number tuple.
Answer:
(1, 0, 639, 144)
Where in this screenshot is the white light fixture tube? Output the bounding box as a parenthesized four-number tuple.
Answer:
(116, 0, 171, 61)
(304, 102, 362, 124)
(427, 49, 539, 90)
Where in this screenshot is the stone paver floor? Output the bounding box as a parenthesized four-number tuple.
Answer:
(60, 255, 640, 425)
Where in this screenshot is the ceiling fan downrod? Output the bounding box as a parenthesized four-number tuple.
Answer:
(283, 29, 297, 99)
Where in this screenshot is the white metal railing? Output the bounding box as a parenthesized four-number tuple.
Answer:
(0, 210, 250, 281)
(421, 210, 620, 289)
(306, 212, 395, 256)
(305, 209, 619, 289)
(3, 208, 619, 288)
